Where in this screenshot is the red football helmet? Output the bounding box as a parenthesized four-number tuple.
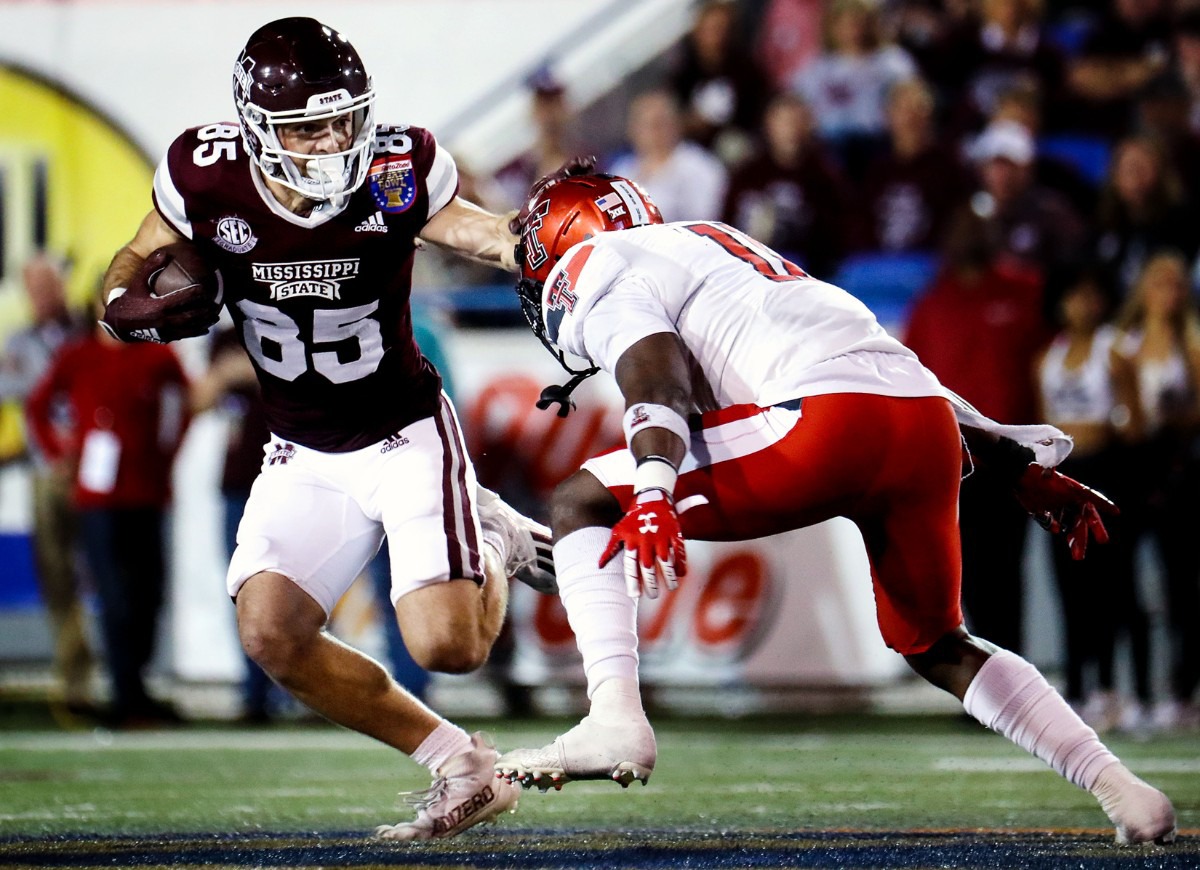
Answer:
(517, 173, 663, 287)
(514, 171, 662, 417)
(233, 17, 376, 205)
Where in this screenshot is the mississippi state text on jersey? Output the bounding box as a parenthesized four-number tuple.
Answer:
(154, 122, 459, 451)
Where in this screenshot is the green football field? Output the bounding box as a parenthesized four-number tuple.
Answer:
(0, 713, 1195, 868)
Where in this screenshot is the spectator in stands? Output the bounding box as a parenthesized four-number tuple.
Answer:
(958, 118, 1087, 315)
(905, 217, 1050, 654)
(494, 69, 586, 211)
(1035, 268, 1146, 732)
(754, 0, 824, 92)
(1172, 10, 1200, 135)
(1093, 135, 1196, 300)
(852, 77, 970, 254)
(1113, 250, 1200, 733)
(721, 92, 848, 278)
(924, 0, 1069, 139)
(609, 89, 727, 222)
(790, 0, 918, 176)
(1134, 71, 1200, 208)
(990, 77, 1098, 214)
(0, 255, 92, 718)
(191, 326, 277, 723)
(670, 0, 772, 164)
(1067, 0, 1172, 137)
(26, 296, 191, 728)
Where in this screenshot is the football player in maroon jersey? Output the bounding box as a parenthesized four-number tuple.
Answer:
(494, 165, 1175, 846)
(98, 17, 551, 839)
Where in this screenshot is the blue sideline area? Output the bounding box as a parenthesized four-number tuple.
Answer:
(830, 251, 940, 326)
(0, 533, 39, 607)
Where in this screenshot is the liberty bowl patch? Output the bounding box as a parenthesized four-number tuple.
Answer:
(369, 156, 416, 213)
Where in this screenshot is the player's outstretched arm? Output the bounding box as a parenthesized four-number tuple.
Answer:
(420, 197, 519, 271)
(960, 425, 1118, 560)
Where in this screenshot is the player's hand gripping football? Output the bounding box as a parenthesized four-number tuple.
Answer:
(600, 490, 687, 599)
(101, 245, 222, 344)
(1014, 463, 1118, 560)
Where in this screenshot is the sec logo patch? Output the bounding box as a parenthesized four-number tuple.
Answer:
(368, 156, 416, 213)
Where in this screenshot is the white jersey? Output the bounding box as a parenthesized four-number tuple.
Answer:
(541, 221, 944, 410)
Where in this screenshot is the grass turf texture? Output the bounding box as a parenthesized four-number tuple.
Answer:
(0, 713, 1195, 868)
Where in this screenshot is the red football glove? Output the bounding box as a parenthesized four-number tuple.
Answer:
(599, 490, 687, 599)
(100, 249, 221, 344)
(1014, 463, 1118, 560)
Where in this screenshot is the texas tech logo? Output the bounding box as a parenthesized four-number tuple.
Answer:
(547, 270, 578, 313)
(522, 200, 551, 273)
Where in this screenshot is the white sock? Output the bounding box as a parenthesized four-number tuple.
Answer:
(589, 677, 646, 727)
(963, 650, 1118, 792)
(554, 528, 640, 699)
(410, 720, 473, 775)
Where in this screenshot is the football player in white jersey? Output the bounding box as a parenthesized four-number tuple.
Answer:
(98, 18, 555, 840)
(494, 163, 1176, 846)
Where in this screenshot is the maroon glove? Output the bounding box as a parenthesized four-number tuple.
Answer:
(1014, 463, 1118, 560)
(599, 490, 687, 599)
(101, 248, 221, 344)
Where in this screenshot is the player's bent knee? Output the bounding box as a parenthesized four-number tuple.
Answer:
(552, 470, 621, 538)
(405, 632, 488, 674)
(903, 626, 998, 699)
(235, 572, 325, 679)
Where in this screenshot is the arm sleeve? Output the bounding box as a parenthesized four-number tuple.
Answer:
(152, 134, 194, 239)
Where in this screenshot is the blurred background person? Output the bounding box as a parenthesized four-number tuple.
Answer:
(494, 68, 588, 211)
(1113, 250, 1200, 733)
(923, 0, 1068, 139)
(609, 88, 727, 221)
(1132, 71, 1200, 209)
(790, 0, 918, 177)
(721, 91, 849, 279)
(669, 0, 772, 164)
(754, 0, 825, 93)
(1035, 267, 1143, 732)
(1092, 134, 1197, 301)
(25, 296, 191, 728)
(905, 218, 1050, 654)
(958, 118, 1087, 317)
(191, 326, 277, 723)
(851, 76, 970, 254)
(0, 255, 93, 718)
(1066, 0, 1172, 137)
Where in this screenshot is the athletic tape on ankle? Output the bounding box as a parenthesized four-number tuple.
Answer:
(633, 455, 678, 498)
(623, 403, 690, 448)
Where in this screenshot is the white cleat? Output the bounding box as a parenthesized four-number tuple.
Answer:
(477, 485, 557, 594)
(1093, 763, 1177, 845)
(494, 715, 655, 791)
(374, 732, 520, 841)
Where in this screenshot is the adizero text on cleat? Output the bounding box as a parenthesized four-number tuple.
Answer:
(374, 732, 520, 841)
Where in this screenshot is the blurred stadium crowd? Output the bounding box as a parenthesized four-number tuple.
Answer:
(4, 0, 1200, 736)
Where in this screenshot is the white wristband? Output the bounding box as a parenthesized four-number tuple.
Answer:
(623, 403, 690, 447)
(633, 455, 678, 497)
(106, 286, 128, 305)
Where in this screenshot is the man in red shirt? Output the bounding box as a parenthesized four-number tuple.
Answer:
(26, 311, 190, 726)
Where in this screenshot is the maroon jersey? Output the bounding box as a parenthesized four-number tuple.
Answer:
(153, 122, 460, 452)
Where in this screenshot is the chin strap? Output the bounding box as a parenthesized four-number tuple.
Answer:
(536, 365, 601, 418)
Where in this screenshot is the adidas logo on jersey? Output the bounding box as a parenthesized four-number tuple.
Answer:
(380, 432, 410, 453)
(355, 211, 388, 233)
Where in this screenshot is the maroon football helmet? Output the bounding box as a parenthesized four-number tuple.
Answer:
(233, 17, 376, 204)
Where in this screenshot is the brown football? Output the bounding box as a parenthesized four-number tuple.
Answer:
(146, 242, 223, 305)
